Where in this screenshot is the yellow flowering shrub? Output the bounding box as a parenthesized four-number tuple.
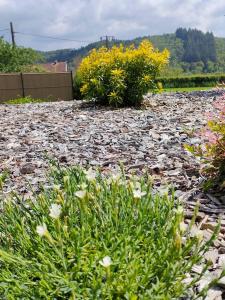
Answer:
(75, 40, 169, 107)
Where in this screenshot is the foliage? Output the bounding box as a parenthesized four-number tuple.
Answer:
(158, 73, 225, 88)
(73, 73, 82, 99)
(176, 28, 217, 63)
(0, 165, 220, 299)
(75, 40, 169, 106)
(0, 38, 42, 73)
(186, 92, 225, 188)
(20, 64, 47, 73)
(2, 96, 48, 105)
(42, 28, 225, 74)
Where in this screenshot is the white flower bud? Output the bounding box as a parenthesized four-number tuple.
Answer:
(99, 256, 112, 268)
(49, 203, 62, 219)
(36, 223, 48, 237)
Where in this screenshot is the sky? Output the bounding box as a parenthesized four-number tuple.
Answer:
(0, 0, 225, 51)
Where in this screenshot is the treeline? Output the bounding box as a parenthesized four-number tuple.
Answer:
(176, 28, 216, 63)
(42, 28, 225, 75)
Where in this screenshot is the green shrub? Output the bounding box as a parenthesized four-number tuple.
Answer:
(0, 37, 43, 73)
(75, 40, 169, 107)
(0, 166, 220, 299)
(73, 73, 82, 100)
(158, 73, 225, 88)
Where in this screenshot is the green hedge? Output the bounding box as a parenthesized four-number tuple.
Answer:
(158, 74, 225, 88)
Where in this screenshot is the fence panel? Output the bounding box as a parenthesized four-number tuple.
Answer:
(0, 74, 23, 102)
(0, 72, 73, 102)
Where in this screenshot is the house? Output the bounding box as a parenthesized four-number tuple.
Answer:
(40, 61, 68, 72)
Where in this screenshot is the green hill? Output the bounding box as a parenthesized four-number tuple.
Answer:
(42, 29, 225, 75)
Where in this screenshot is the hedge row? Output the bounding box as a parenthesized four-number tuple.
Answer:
(73, 73, 225, 99)
(158, 74, 225, 88)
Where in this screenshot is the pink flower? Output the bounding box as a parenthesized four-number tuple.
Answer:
(204, 130, 218, 144)
(205, 111, 214, 120)
(214, 96, 225, 108)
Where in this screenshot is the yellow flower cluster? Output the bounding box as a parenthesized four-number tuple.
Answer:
(76, 40, 169, 106)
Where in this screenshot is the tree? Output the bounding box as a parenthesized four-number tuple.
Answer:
(175, 28, 188, 41)
(176, 28, 217, 64)
(0, 38, 43, 73)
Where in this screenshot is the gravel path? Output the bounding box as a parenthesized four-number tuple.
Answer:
(1, 90, 225, 298)
(0, 91, 218, 192)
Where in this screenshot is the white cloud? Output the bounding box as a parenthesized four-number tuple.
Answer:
(0, 0, 224, 50)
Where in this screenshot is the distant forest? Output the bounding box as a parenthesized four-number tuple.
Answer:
(42, 28, 225, 75)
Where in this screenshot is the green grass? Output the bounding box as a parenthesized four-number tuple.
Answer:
(2, 96, 50, 105)
(162, 86, 214, 93)
(0, 165, 220, 299)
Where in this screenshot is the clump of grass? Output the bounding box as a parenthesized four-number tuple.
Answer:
(0, 166, 220, 299)
(2, 96, 48, 104)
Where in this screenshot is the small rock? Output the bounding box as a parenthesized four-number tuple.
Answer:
(20, 163, 35, 175)
(205, 288, 223, 300)
(218, 254, 225, 269)
(204, 249, 219, 265)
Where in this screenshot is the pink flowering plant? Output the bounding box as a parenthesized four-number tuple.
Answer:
(186, 93, 225, 188)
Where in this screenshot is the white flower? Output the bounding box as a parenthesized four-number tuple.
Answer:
(84, 168, 96, 181)
(111, 173, 121, 182)
(190, 226, 204, 242)
(75, 190, 87, 199)
(174, 206, 184, 215)
(134, 181, 141, 190)
(133, 189, 146, 199)
(36, 223, 48, 237)
(195, 230, 204, 242)
(49, 203, 62, 219)
(182, 237, 187, 244)
(107, 173, 122, 185)
(99, 256, 112, 268)
(106, 177, 113, 185)
(180, 222, 187, 233)
(157, 186, 169, 196)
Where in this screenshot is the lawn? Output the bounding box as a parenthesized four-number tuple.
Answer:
(162, 86, 214, 93)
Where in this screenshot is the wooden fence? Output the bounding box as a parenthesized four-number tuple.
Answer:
(0, 72, 73, 102)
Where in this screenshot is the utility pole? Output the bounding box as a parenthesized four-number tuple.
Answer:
(100, 35, 115, 49)
(10, 22, 16, 47)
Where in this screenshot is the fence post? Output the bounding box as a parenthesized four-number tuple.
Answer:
(20, 73, 25, 98)
(70, 71, 74, 100)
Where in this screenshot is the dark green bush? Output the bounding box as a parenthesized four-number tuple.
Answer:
(73, 73, 82, 99)
(158, 74, 225, 88)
